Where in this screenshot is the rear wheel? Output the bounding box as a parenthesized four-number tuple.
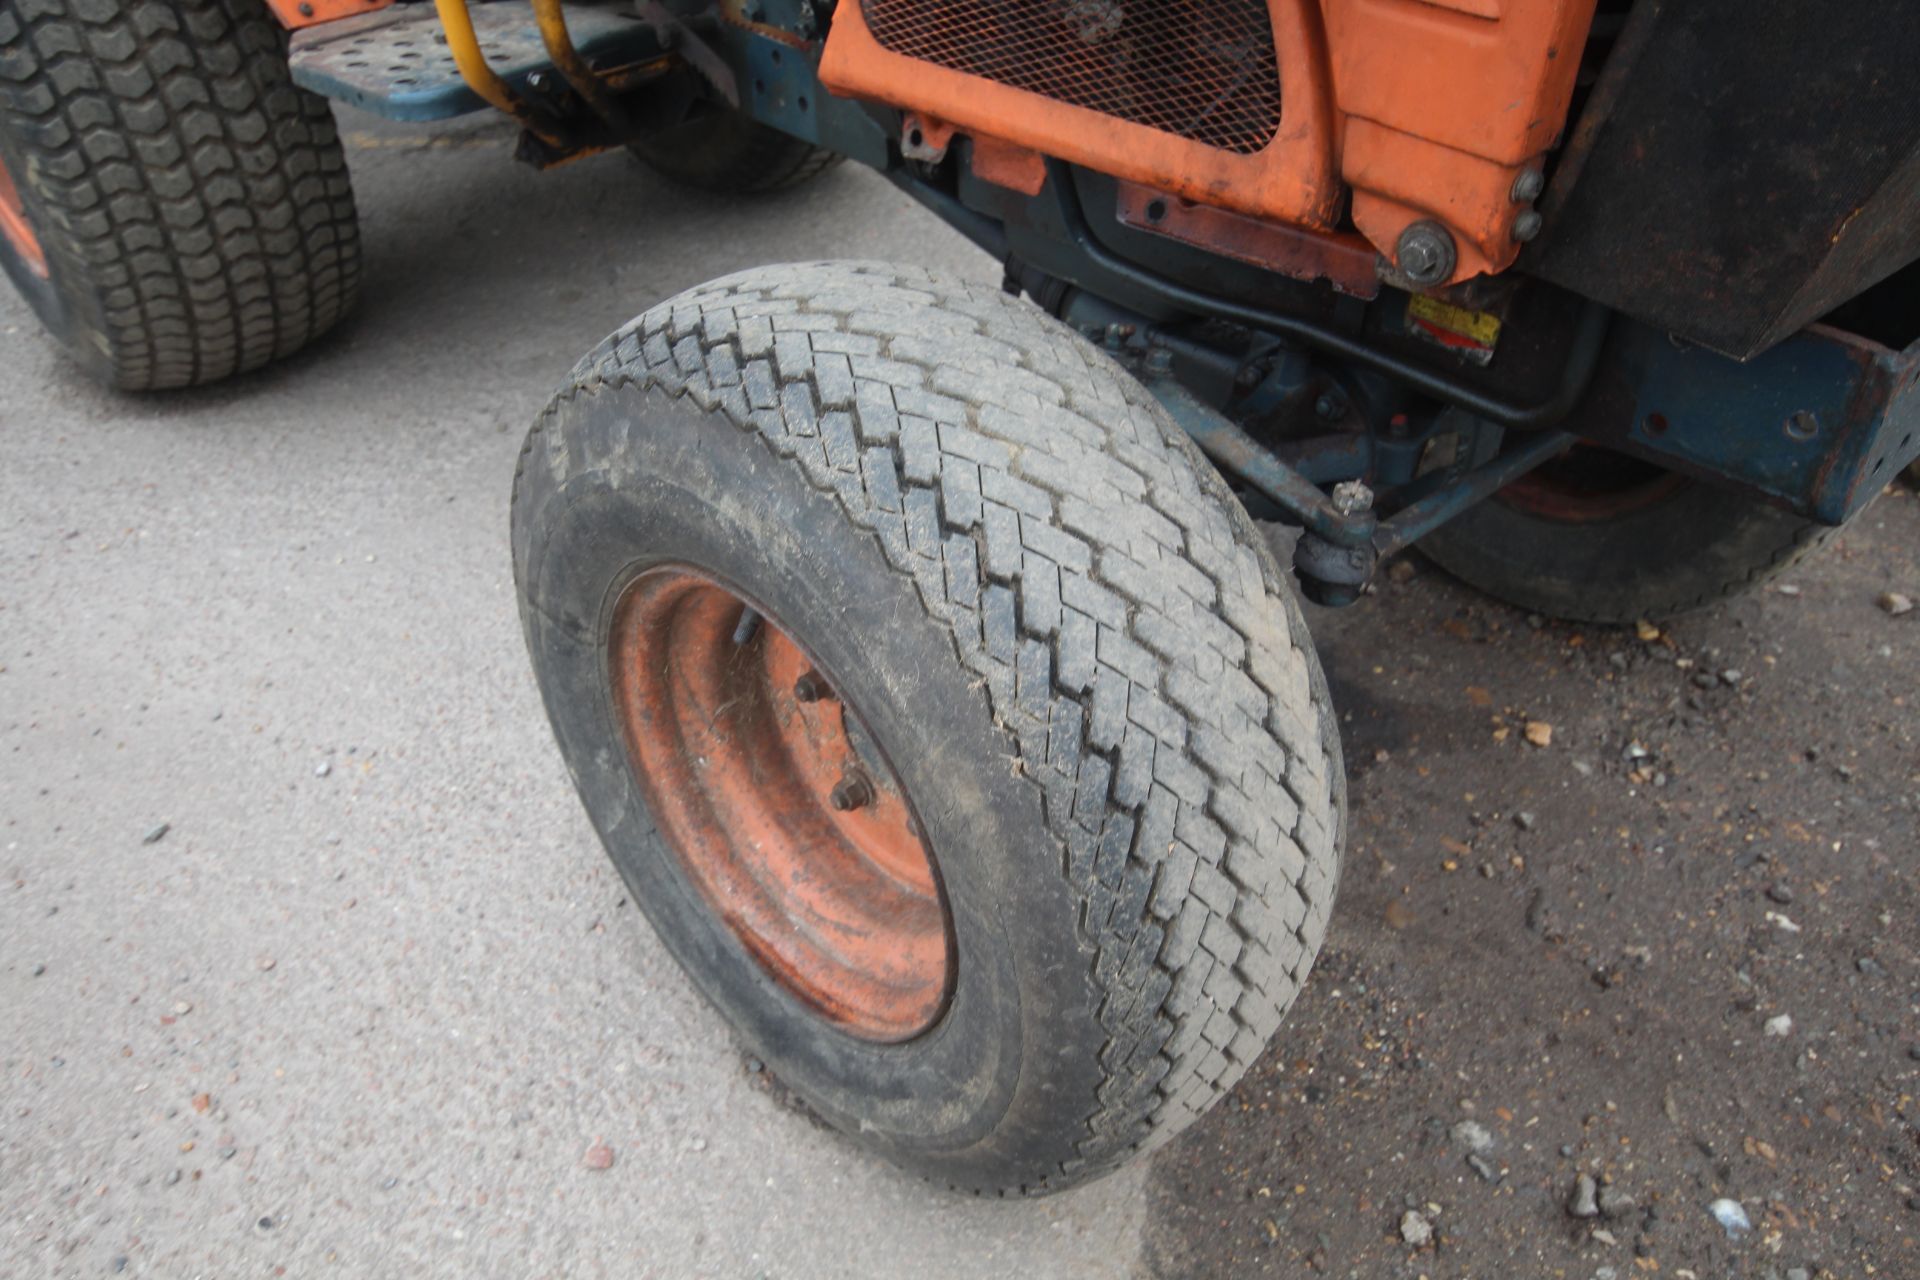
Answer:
(629, 108, 843, 195)
(512, 262, 1344, 1193)
(0, 0, 360, 390)
(1420, 447, 1830, 623)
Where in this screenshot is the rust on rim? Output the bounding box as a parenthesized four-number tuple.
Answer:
(1498, 446, 1686, 524)
(608, 567, 952, 1042)
(0, 154, 48, 279)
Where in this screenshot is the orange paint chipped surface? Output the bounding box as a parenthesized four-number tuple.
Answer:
(608, 568, 951, 1043)
(0, 155, 47, 278)
(263, 0, 392, 31)
(821, 0, 1599, 285)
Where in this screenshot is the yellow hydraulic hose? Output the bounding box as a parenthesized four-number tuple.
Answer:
(431, 0, 575, 148)
(431, 0, 521, 116)
(529, 0, 628, 128)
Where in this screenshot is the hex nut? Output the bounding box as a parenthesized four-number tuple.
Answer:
(1395, 221, 1457, 288)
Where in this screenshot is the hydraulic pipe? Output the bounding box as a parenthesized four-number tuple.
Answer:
(431, 0, 566, 144)
(530, 0, 629, 129)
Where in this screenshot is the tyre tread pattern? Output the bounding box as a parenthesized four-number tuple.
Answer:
(0, 0, 360, 389)
(1650, 521, 1831, 617)
(1423, 488, 1834, 624)
(515, 262, 1342, 1191)
(632, 114, 844, 195)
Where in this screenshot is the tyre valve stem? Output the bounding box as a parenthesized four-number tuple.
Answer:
(730, 606, 761, 646)
(829, 770, 874, 812)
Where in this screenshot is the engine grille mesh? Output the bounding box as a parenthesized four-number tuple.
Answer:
(859, 0, 1283, 155)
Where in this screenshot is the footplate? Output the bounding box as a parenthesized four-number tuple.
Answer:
(289, 2, 656, 121)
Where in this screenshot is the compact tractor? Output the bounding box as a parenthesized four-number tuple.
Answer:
(3, 0, 1915, 1192)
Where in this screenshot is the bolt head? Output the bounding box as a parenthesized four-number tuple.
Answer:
(829, 772, 874, 812)
(1512, 210, 1544, 243)
(1314, 393, 1344, 422)
(1331, 480, 1375, 516)
(1511, 168, 1546, 203)
(793, 671, 830, 703)
(1395, 221, 1456, 288)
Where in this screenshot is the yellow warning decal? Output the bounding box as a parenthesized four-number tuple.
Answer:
(1407, 294, 1503, 349)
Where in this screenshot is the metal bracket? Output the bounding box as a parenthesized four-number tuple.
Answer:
(900, 113, 954, 164)
(638, 1, 740, 108)
(1041, 161, 1612, 432)
(1144, 371, 1573, 604)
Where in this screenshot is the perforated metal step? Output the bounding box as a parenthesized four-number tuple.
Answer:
(289, 2, 655, 121)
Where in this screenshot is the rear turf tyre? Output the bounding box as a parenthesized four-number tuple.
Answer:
(512, 262, 1345, 1193)
(0, 0, 360, 390)
(629, 108, 843, 195)
(1420, 448, 1830, 624)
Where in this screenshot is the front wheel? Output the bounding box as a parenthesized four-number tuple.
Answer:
(1420, 447, 1831, 623)
(512, 262, 1344, 1193)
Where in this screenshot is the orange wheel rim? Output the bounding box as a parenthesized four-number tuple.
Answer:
(608, 567, 952, 1042)
(0, 155, 47, 279)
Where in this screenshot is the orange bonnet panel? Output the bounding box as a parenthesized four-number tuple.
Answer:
(822, 0, 1343, 232)
(820, 0, 1599, 287)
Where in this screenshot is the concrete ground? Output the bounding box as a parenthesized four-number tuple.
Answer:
(4, 110, 1916, 1279)
(1, 112, 1140, 1277)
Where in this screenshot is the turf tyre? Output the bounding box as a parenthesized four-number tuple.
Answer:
(0, 0, 360, 390)
(1421, 462, 1830, 624)
(512, 261, 1345, 1194)
(629, 108, 842, 195)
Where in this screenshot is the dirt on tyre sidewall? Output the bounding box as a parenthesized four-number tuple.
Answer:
(1420, 460, 1831, 625)
(0, 0, 361, 390)
(512, 261, 1345, 1194)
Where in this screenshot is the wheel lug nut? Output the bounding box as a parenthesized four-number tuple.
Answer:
(793, 670, 831, 703)
(829, 770, 874, 812)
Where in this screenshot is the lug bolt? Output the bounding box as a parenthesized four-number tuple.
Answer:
(829, 770, 874, 812)
(1511, 210, 1544, 243)
(793, 669, 831, 703)
(1314, 393, 1345, 422)
(1395, 220, 1457, 289)
(1511, 168, 1545, 203)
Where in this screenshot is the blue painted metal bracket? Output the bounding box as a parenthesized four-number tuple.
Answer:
(289, 3, 663, 122)
(1596, 321, 1920, 524)
(1147, 373, 1573, 556)
(710, 2, 889, 168)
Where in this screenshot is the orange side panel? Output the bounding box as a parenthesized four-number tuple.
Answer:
(265, 0, 393, 32)
(1324, 0, 1597, 277)
(820, 0, 1342, 231)
(1325, 0, 1594, 166)
(820, 0, 1598, 288)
